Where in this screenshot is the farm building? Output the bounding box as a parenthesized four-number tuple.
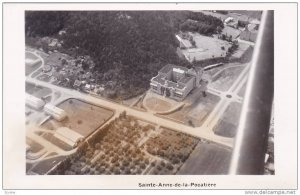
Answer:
(25, 93, 45, 110)
(175, 34, 193, 49)
(44, 103, 67, 121)
(53, 127, 84, 148)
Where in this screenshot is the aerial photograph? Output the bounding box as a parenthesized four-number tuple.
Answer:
(25, 10, 274, 175)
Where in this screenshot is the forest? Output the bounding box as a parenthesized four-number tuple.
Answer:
(25, 11, 224, 99)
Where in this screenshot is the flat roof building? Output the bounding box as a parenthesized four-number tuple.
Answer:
(150, 64, 204, 101)
(53, 127, 83, 148)
(26, 93, 45, 110)
(44, 103, 67, 121)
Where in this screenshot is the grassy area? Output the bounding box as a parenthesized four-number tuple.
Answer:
(41, 98, 114, 137)
(41, 133, 73, 151)
(30, 156, 67, 175)
(26, 138, 44, 153)
(160, 90, 220, 127)
(214, 102, 242, 138)
(145, 97, 172, 112)
(238, 82, 247, 97)
(209, 66, 244, 92)
(177, 142, 232, 175)
(181, 33, 231, 62)
(25, 52, 42, 76)
(25, 82, 52, 99)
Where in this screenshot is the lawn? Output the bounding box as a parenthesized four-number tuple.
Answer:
(26, 137, 44, 153)
(160, 90, 220, 127)
(25, 82, 52, 99)
(41, 98, 114, 137)
(30, 155, 67, 175)
(209, 66, 244, 92)
(25, 52, 42, 76)
(238, 82, 247, 97)
(145, 97, 172, 112)
(181, 33, 231, 62)
(177, 142, 232, 175)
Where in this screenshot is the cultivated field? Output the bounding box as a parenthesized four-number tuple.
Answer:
(177, 142, 232, 175)
(48, 114, 229, 175)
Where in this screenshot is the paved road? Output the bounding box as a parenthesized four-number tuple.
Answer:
(25, 49, 250, 156)
(26, 76, 234, 148)
(203, 64, 250, 133)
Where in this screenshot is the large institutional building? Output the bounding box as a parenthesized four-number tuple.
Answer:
(150, 64, 204, 101)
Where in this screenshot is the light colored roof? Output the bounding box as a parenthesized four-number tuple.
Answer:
(173, 67, 185, 74)
(26, 93, 45, 109)
(175, 35, 192, 48)
(54, 127, 83, 146)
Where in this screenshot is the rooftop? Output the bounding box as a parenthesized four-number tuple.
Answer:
(159, 64, 188, 75)
(179, 75, 194, 84)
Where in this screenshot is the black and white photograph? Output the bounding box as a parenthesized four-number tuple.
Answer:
(1, 2, 298, 192)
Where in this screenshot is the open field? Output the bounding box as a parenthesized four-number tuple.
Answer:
(26, 137, 44, 153)
(177, 142, 232, 175)
(229, 10, 262, 20)
(159, 90, 220, 127)
(41, 133, 73, 151)
(41, 98, 114, 137)
(238, 82, 247, 97)
(214, 102, 242, 138)
(181, 33, 231, 62)
(222, 26, 241, 39)
(25, 82, 52, 99)
(145, 97, 172, 112)
(231, 42, 252, 61)
(25, 52, 42, 76)
(209, 66, 244, 92)
(30, 156, 67, 175)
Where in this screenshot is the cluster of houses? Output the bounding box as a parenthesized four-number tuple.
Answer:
(39, 52, 105, 95)
(222, 13, 260, 42)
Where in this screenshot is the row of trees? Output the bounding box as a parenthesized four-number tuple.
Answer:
(144, 129, 199, 166)
(179, 12, 224, 35)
